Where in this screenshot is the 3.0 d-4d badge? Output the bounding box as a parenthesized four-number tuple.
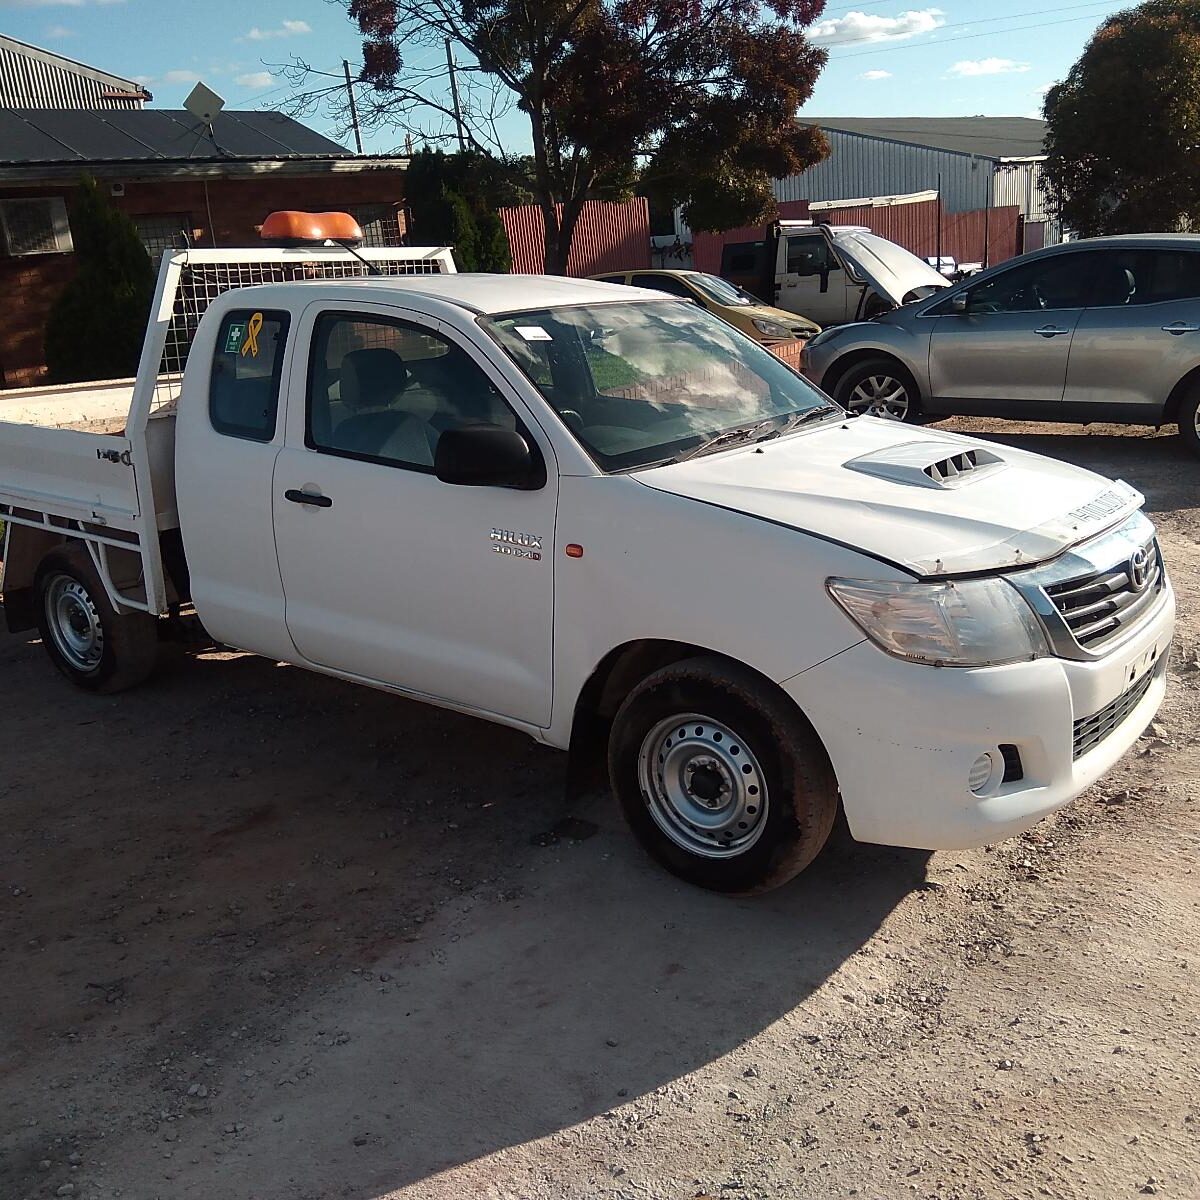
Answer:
(491, 528, 542, 560)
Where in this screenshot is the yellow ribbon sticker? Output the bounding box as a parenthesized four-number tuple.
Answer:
(241, 312, 264, 358)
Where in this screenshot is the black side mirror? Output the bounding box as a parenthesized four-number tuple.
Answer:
(950, 292, 969, 314)
(435, 425, 542, 489)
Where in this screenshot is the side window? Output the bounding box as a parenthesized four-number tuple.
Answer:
(209, 309, 289, 442)
(631, 273, 694, 298)
(307, 313, 516, 471)
(965, 253, 1094, 313)
(1085, 249, 1200, 306)
(786, 236, 838, 276)
(722, 242, 764, 274)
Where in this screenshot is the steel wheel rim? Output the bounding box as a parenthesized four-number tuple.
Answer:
(45, 574, 104, 673)
(847, 374, 909, 420)
(637, 713, 769, 859)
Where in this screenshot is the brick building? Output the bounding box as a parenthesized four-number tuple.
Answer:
(0, 40, 409, 388)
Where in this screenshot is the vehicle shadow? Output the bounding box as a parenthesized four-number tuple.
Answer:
(0, 638, 928, 1197)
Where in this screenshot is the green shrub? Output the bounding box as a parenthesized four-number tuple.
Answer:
(45, 175, 154, 383)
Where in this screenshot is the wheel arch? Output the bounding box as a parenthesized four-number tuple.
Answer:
(820, 346, 922, 405)
(564, 638, 831, 792)
(1162, 364, 1200, 425)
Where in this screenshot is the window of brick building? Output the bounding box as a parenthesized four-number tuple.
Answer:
(134, 213, 190, 267)
(348, 204, 406, 247)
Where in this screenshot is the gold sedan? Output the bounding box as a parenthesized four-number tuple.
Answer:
(589, 268, 821, 344)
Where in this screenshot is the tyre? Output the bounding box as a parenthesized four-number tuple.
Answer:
(1180, 387, 1200, 458)
(833, 356, 921, 422)
(35, 547, 159, 694)
(608, 657, 839, 894)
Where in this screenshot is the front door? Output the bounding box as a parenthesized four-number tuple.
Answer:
(927, 250, 1098, 415)
(777, 233, 851, 325)
(271, 305, 558, 726)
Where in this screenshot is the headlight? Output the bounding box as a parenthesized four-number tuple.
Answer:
(826, 577, 1049, 667)
(752, 317, 793, 339)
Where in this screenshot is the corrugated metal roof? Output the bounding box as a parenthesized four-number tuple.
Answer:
(0, 109, 353, 165)
(0, 34, 149, 109)
(799, 117, 1046, 160)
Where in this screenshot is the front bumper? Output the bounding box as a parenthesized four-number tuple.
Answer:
(785, 582, 1175, 850)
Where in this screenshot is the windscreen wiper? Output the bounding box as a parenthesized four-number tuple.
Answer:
(754, 405, 842, 441)
(671, 421, 775, 464)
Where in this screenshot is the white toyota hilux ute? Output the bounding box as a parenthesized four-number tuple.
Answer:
(0, 219, 1175, 893)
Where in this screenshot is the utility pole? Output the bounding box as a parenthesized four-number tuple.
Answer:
(343, 59, 363, 155)
(444, 38, 466, 153)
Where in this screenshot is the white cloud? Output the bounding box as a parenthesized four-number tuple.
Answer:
(44, 22, 74, 34)
(236, 71, 275, 89)
(0, 0, 124, 6)
(1034, 81, 1056, 95)
(809, 8, 943, 46)
(859, 69, 893, 80)
(243, 18, 311, 40)
(161, 69, 198, 84)
(947, 57, 1031, 78)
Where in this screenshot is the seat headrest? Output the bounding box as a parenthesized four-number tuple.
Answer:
(340, 348, 408, 412)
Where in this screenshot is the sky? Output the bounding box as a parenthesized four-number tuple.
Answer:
(0, 0, 1140, 154)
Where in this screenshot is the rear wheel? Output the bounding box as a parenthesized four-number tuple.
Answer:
(35, 548, 159, 693)
(608, 657, 839, 894)
(834, 357, 921, 422)
(1180, 387, 1200, 458)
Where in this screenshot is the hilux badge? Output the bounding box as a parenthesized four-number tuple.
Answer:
(491, 528, 542, 561)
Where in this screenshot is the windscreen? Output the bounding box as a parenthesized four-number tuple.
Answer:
(482, 301, 833, 472)
(689, 273, 754, 306)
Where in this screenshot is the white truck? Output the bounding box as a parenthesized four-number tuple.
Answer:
(0, 214, 1175, 893)
(722, 220, 950, 326)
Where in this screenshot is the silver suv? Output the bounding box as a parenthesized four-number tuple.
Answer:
(802, 234, 1200, 457)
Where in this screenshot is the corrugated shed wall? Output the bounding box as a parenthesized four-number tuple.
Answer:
(0, 42, 144, 108)
(992, 162, 1047, 222)
(500, 198, 650, 275)
(777, 130, 1001, 214)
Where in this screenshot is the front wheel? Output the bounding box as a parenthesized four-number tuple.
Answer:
(608, 657, 839, 894)
(35, 548, 159, 693)
(834, 357, 921, 422)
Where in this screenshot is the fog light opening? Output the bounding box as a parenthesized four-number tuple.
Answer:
(968, 751, 998, 796)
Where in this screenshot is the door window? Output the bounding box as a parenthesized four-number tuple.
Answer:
(786, 236, 839, 276)
(1086, 248, 1200, 306)
(631, 273, 695, 298)
(209, 309, 290, 442)
(307, 313, 516, 471)
(961, 253, 1095, 314)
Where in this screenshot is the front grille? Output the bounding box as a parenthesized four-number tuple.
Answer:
(1044, 539, 1163, 651)
(1072, 670, 1155, 759)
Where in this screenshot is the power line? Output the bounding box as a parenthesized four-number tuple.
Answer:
(831, 9, 1115, 58)
(817, 0, 1115, 53)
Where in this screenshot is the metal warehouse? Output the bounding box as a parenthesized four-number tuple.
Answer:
(779, 117, 1055, 249)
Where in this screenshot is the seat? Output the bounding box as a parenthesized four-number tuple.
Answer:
(332, 347, 435, 465)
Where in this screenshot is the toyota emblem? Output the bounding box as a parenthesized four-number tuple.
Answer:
(1128, 544, 1153, 592)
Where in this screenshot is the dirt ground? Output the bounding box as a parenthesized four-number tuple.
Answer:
(2, 417, 1198, 1200)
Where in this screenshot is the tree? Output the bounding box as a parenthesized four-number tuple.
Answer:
(405, 148, 521, 271)
(1043, 0, 1200, 235)
(45, 176, 155, 383)
(285, 0, 830, 272)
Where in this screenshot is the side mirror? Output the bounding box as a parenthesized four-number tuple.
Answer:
(435, 426, 542, 489)
(950, 292, 969, 314)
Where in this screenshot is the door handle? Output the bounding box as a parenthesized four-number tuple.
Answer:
(284, 488, 332, 508)
(1034, 325, 1071, 338)
(1161, 322, 1200, 334)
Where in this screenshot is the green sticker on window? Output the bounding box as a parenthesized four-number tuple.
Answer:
(224, 322, 248, 354)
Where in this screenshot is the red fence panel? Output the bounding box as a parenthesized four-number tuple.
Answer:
(499, 198, 651, 276)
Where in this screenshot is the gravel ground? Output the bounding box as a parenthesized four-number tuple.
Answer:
(1, 418, 1197, 1200)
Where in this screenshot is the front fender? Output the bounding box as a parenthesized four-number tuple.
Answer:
(807, 321, 929, 396)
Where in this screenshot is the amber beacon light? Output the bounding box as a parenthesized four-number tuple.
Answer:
(260, 210, 365, 247)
